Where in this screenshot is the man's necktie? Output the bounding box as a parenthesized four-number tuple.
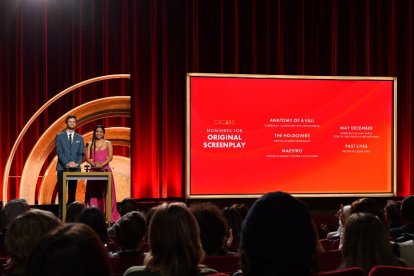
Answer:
(69, 134, 72, 145)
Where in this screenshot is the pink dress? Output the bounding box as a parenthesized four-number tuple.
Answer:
(85, 147, 121, 223)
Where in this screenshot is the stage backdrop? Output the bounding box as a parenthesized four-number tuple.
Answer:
(1, 0, 414, 202)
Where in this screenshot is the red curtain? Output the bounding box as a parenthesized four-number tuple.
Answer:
(1, 0, 413, 201)
(130, 0, 413, 199)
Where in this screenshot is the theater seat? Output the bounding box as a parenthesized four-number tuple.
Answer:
(314, 267, 364, 276)
(331, 239, 340, 250)
(320, 239, 333, 252)
(318, 249, 343, 272)
(368, 265, 414, 276)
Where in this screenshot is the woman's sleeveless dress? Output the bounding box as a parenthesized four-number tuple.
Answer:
(85, 147, 121, 223)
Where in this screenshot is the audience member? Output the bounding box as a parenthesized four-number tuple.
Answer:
(239, 191, 316, 276)
(191, 202, 235, 256)
(0, 199, 30, 230)
(119, 197, 140, 216)
(0, 199, 30, 248)
(384, 200, 403, 230)
(327, 205, 351, 240)
(233, 204, 249, 221)
(340, 212, 405, 274)
(350, 198, 384, 222)
(390, 195, 414, 242)
(65, 201, 86, 223)
(222, 205, 244, 252)
(112, 211, 146, 257)
(124, 202, 217, 276)
(25, 223, 112, 276)
(108, 198, 140, 238)
(337, 198, 384, 249)
(5, 209, 62, 275)
(76, 207, 109, 244)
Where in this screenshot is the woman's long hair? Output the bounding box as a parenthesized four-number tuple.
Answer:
(341, 212, 403, 274)
(144, 202, 205, 276)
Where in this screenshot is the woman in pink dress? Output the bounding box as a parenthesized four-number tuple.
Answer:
(85, 125, 121, 223)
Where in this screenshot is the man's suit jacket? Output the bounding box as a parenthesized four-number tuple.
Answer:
(55, 131, 85, 171)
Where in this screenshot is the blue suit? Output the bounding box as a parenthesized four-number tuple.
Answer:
(55, 131, 84, 216)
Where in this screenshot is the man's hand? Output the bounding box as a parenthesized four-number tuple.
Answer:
(67, 161, 78, 168)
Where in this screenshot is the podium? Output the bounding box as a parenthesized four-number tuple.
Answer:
(62, 171, 112, 222)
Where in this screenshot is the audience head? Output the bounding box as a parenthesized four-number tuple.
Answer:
(114, 211, 146, 251)
(190, 202, 229, 256)
(222, 205, 244, 247)
(384, 200, 402, 227)
(144, 202, 204, 276)
(240, 191, 316, 276)
(350, 198, 384, 223)
(341, 212, 401, 274)
(401, 195, 414, 224)
(25, 223, 111, 276)
(233, 203, 249, 220)
(119, 197, 139, 216)
(0, 198, 30, 231)
(5, 209, 62, 274)
(65, 201, 86, 223)
(76, 207, 108, 244)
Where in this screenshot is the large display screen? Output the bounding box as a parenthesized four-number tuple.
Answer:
(186, 74, 396, 198)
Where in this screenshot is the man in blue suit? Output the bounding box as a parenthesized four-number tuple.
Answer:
(56, 115, 84, 217)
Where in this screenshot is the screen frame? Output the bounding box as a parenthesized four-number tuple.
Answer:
(186, 73, 397, 199)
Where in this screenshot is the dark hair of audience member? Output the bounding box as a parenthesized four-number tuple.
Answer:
(128, 202, 206, 276)
(240, 191, 316, 276)
(190, 202, 231, 256)
(0, 198, 30, 231)
(350, 198, 385, 223)
(65, 201, 86, 223)
(222, 205, 243, 251)
(76, 206, 109, 244)
(119, 197, 140, 217)
(114, 211, 146, 252)
(401, 195, 414, 223)
(5, 209, 62, 274)
(384, 200, 402, 229)
(233, 203, 249, 220)
(340, 212, 405, 274)
(25, 223, 112, 276)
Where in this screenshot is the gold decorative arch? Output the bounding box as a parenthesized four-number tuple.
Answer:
(2, 74, 130, 204)
(19, 96, 131, 204)
(39, 127, 131, 204)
